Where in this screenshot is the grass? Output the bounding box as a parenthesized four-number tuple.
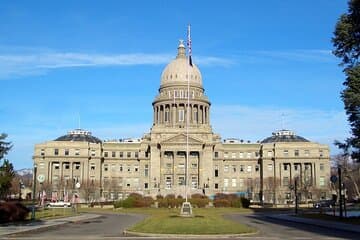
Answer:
(300, 213, 360, 225)
(119, 208, 255, 235)
(28, 207, 78, 220)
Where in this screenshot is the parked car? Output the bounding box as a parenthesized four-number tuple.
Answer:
(313, 199, 335, 209)
(46, 201, 71, 208)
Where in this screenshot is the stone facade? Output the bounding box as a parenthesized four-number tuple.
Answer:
(33, 41, 331, 204)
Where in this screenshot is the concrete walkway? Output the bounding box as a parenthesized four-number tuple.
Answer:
(269, 214, 360, 233)
(0, 213, 101, 237)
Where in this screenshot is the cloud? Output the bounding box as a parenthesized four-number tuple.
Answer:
(211, 104, 349, 153)
(0, 47, 234, 79)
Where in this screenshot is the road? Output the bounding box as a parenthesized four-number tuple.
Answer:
(4, 212, 359, 239)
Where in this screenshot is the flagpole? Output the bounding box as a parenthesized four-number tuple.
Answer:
(186, 24, 191, 203)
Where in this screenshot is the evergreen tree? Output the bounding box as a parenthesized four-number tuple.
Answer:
(0, 133, 15, 199)
(332, 0, 360, 161)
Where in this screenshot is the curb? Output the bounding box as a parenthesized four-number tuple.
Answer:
(123, 229, 259, 238)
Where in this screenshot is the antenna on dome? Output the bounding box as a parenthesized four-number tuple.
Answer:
(78, 112, 81, 130)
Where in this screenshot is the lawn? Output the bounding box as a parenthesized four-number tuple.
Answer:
(120, 208, 255, 235)
(29, 207, 78, 220)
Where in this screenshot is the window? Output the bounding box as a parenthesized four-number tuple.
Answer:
(224, 178, 229, 187)
(320, 163, 324, 171)
(224, 152, 229, 158)
(54, 163, 59, 170)
(178, 163, 185, 168)
(214, 152, 219, 158)
(91, 149, 96, 157)
(90, 163, 95, 171)
(240, 165, 244, 172)
(284, 164, 288, 171)
(64, 162, 70, 170)
(111, 164, 116, 172)
(144, 164, 149, 177)
(127, 152, 131, 158)
(54, 149, 59, 155)
(39, 162, 45, 169)
(319, 150, 324, 157)
(239, 178, 244, 187)
(112, 151, 116, 157)
(144, 183, 148, 189)
(267, 151, 272, 157)
(134, 165, 139, 172)
(191, 163, 197, 168)
(65, 149, 69, 156)
(165, 110, 169, 122)
(283, 177, 289, 186)
(40, 149, 45, 156)
(135, 152, 139, 158)
(104, 152, 108, 157)
(231, 152, 236, 158)
(247, 165, 252, 172)
(193, 110, 198, 122)
(178, 176, 185, 185)
(74, 162, 80, 170)
(247, 152, 252, 158)
(214, 183, 219, 189)
(294, 164, 299, 171)
(224, 165, 229, 172)
(232, 165, 236, 172)
(304, 150, 310, 157)
(119, 165, 123, 172)
(255, 165, 259, 172)
(104, 164, 108, 171)
(319, 176, 325, 187)
(119, 152, 123, 158)
(239, 152, 244, 158)
(268, 164, 273, 171)
(191, 176, 198, 189)
(166, 176, 172, 189)
(283, 150, 289, 156)
(232, 178, 237, 187)
(179, 109, 184, 122)
(127, 165, 131, 172)
(214, 165, 219, 177)
(294, 150, 299, 157)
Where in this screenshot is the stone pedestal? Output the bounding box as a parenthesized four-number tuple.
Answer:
(180, 201, 193, 217)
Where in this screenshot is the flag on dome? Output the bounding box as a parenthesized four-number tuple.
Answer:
(187, 24, 193, 67)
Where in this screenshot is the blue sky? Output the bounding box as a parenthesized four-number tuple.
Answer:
(0, 0, 350, 169)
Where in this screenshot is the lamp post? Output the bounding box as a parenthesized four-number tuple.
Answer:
(19, 180, 24, 201)
(31, 163, 37, 220)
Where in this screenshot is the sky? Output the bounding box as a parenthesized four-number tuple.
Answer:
(0, 0, 350, 169)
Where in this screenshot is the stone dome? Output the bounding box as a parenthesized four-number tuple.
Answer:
(55, 129, 101, 143)
(261, 130, 309, 143)
(160, 40, 202, 87)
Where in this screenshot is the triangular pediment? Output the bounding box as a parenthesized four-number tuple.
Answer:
(161, 133, 203, 145)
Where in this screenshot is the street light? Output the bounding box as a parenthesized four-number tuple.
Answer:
(31, 163, 37, 220)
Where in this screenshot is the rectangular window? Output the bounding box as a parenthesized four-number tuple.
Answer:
(304, 150, 310, 157)
(74, 162, 80, 170)
(119, 152, 123, 158)
(90, 163, 95, 171)
(112, 151, 116, 157)
(39, 162, 45, 169)
(214, 165, 219, 177)
(320, 163, 324, 171)
(214, 183, 219, 189)
(268, 164, 273, 171)
(144, 164, 149, 177)
(294, 164, 299, 171)
(294, 150, 299, 157)
(232, 165, 236, 172)
(224, 178, 229, 187)
(53, 163, 59, 170)
(75, 149, 80, 156)
(224, 165, 229, 172)
(319, 150, 324, 157)
(193, 110, 198, 122)
(191, 163, 197, 168)
(127, 165, 131, 172)
(91, 149, 96, 157)
(178, 163, 185, 168)
(224, 152, 229, 158)
(165, 110, 169, 122)
(247, 165, 252, 172)
(283, 150, 289, 156)
(214, 152, 219, 158)
(267, 151, 272, 157)
(134, 165, 139, 172)
(319, 176, 325, 187)
(64, 162, 70, 170)
(191, 176, 198, 189)
(135, 152, 139, 158)
(178, 176, 185, 185)
(165, 176, 172, 189)
(283, 177, 289, 186)
(111, 164, 116, 172)
(247, 152, 252, 158)
(255, 165, 259, 172)
(239, 152, 244, 158)
(231, 152, 236, 158)
(239, 178, 244, 188)
(232, 178, 237, 187)
(40, 149, 45, 156)
(54, 149, 59, 155)
(284, 164, 288, 171)
(104, 152, 108, 157)
(179, 109, 184, 122)
(240, 165, 244, 172)
(119, 165, 123, 172)
(127, 152, 131, 158)
(104, 164, 108, 171)
(65, 149, 69, 156)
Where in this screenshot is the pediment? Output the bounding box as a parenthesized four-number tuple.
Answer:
(161, 133, 203, 145)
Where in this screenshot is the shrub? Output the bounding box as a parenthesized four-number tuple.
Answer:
(213, 199, 231, 207)
(113, 193, 154, 208)
(213, 193, 250, 208)
(0, 202, 30, 223)
(240, 197, 250, 208)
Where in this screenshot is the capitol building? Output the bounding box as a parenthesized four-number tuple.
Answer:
(33, 40, 331, 204)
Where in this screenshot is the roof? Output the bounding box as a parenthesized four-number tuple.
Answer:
(54, 129, 102, 143)
(261, 130, 309, 143)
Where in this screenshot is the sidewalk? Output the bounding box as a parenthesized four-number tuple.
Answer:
(269, 214, 360, 233)
(0, 213, 101, 237)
